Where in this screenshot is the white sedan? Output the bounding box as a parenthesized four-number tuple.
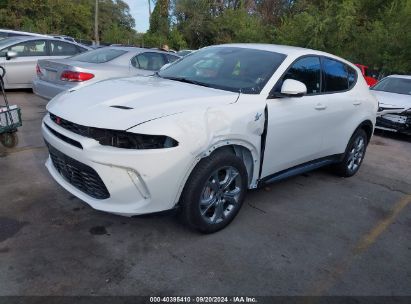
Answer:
(371, 75, 411, 135)
(0, 36, 91, 89)
(42, 44, 377, 233)
(33, 47, 180, 100)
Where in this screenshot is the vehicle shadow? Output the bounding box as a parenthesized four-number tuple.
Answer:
(373, 129, 411, 143)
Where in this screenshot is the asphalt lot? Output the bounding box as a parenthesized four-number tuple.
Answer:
(0, 91, 410, 296)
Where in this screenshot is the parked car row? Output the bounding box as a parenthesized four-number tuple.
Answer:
(0, 35, 180, 96)
(33, 46, 180, 99)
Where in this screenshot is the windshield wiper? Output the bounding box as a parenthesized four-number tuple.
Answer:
(163, 76, 212, 88)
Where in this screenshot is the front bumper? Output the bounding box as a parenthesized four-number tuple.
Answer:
(42, 115, 193, 216)
(376, 112, 411, 135)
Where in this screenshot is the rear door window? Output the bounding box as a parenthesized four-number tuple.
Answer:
(50, 41, 80, 56)
(131, 52, 167, 71)
(131, 52, 167, 70)
(71, 48, 127, 63)
(322, 58, 350, 92)
(347, 66, 357, 88)
(8, 40, 47, 57)
(283, 56, 321, 94)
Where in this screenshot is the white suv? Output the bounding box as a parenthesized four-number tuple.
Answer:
(42, 44, 378, 233)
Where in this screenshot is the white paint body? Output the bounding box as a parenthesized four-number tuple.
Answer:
(43, 44, 378, 216)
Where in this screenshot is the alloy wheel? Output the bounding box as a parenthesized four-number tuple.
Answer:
(199, 166, 242, 224)
(347, 136, 365, 173)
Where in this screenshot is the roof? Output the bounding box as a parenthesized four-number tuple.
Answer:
(211, 43, 354, 65)
(387, 74, 411, 79)
(0, 35, 92, 49)
(108, 45, 180, 56)
(0, 29, 48, 37)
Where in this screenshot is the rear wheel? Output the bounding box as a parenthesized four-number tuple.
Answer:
(0, 132, 18, 148)
(180, 150, 248, 233)
(333, 129, 368, 177)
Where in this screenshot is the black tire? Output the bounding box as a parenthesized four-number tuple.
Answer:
(180, 149, 248, 233)
(333, 128, 368, 177)
(0, 132, 18, 148)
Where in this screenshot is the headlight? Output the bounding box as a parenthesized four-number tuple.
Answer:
(49, 112, 178, 149)
(91, 129, 178, 149)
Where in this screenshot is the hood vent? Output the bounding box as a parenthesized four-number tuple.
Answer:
(110, 105, 134, 110)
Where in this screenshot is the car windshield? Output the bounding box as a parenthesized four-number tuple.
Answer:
(71, 48, 127, 63)
(158, 46, 286, 94)
(372, 77, 411, 95)
(0, 37, 23, 49)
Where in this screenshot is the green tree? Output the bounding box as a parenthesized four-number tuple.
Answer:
(357, 0, 411, 73)
(275, 0, 411, 74)
(214, 7, 270, 44)
(149, 0, 169, 36)
(0, 0, 136, 44)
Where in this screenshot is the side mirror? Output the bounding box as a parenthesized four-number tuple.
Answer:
(280, 79, 307, 97)
(270, 79, 307, 98)
(6, 51, 17, 60)
(159, 63, 171, 71)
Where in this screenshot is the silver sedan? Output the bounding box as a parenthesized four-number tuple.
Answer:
(33, 47, 180, 100)
(0, 36, 91, 89)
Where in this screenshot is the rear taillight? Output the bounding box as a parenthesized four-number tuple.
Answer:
(36, 64, 43, 76)
(60, 71, 94, 82)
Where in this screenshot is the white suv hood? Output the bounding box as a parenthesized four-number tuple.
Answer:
(47, 76, 239, 130)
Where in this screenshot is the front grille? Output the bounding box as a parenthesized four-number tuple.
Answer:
(46, 141, 110, 199)
(49, 113, 90, 137)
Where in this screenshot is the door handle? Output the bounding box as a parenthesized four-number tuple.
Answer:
(353, 101, 362, 106)
(315, 103, 327, 110)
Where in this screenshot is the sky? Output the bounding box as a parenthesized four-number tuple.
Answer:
(124, 0, 150, 33)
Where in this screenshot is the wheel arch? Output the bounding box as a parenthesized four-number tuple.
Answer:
(173, 141, 259, 206)
(358, 119, 374, 143)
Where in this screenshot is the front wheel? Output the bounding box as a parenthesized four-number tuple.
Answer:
(180, 150, 248, 233)
(333, 129, 368, 177)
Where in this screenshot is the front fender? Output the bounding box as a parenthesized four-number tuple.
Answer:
(129, 99, 266, 205)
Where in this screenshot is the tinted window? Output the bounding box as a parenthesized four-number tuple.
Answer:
(50, 41, 79, 56)
(371, 77, 411, 95)
(8, 40, 47, 57)
(71, 48, 126, 63)
(77, 46, 88, 53)
(177, 50, 192, 57)
(348, 66, 356, 88)
(283, 56, 321, 94)
(132, 52, 167, 71)
(322, 58, 349, 92)
(364, 67, 378, 78)
(166, 54, 179, 63)
(159, 47, 286, 94)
